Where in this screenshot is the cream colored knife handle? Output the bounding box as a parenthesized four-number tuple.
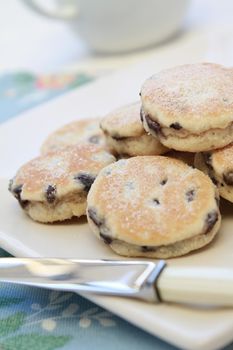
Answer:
(157, 266, 233, 306)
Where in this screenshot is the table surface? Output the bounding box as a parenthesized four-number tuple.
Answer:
(0, 1, 233, 350)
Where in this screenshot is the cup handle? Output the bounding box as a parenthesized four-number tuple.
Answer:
(22, 0, 79, 20)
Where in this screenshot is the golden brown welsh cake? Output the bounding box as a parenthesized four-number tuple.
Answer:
(100, 102, 167, 157)
(140, 63, 233, 152)
(87, 156, 221, 258)
(41, 118, 106, 154)
(195, 143, 233, 203)
(9, 144, 115, 223)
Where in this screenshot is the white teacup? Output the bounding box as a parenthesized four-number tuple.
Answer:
(23, 0, 190, 53)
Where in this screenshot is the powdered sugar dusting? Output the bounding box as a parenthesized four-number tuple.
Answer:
(88, 156, 217, 246)
(41, 118, 105, 154)
(212, 142, 233, 171)
(141, 63, 233, 130)
(13, 144, 115, 200)
(101, 102, 144, 137)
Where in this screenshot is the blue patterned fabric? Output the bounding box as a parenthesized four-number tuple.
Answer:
(0, 72, 232, 350)
(0, 282, 178, 350)
(0, 72, 92, 123)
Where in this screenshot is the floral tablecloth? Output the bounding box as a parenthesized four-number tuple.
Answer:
(0, 72, 232, 350)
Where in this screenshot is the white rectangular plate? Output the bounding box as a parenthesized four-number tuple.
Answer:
(0, 37, 233, 350)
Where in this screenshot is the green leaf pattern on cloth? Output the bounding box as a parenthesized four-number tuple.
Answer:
(0, 291, 116, 350)
(0, 312, 26, 337)
(1, 334, 70, 350)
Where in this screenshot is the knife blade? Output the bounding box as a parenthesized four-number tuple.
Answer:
(0, 258, 232, 307)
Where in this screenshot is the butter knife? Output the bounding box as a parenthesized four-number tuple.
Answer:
(0, 258, 232, 307)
